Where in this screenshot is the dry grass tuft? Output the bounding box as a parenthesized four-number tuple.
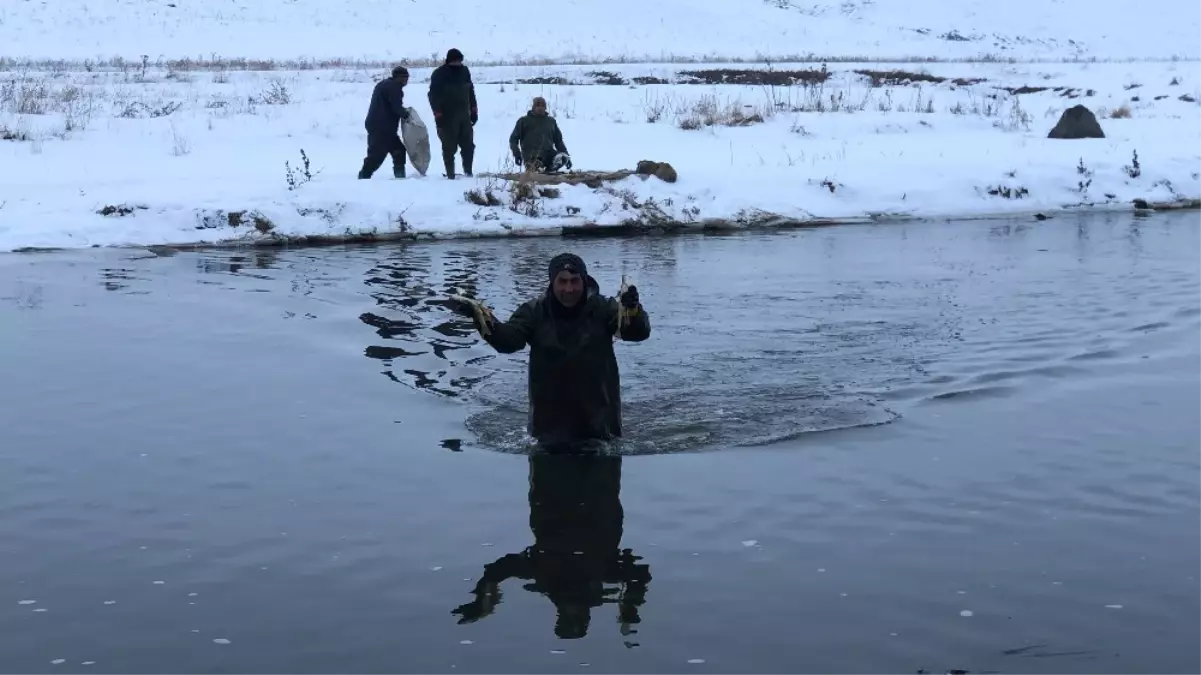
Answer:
(676, 94, 770, 130)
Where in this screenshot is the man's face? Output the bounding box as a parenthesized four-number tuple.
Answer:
(533, 100, 547, 115)
(395, 74, 409, 87)
(552, 271, 585, 307)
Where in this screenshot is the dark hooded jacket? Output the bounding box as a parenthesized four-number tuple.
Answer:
(482, 276, 651, 447)
(364, 76, 407, 132)
(509, 109, 568, 165)
(428, 62, 478, 120)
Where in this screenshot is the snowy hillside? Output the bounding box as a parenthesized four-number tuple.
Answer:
(1, 0, 1198, 63)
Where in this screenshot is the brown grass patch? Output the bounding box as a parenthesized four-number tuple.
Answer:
(855, 69, 946, 86)
(677, 68, 829, 86)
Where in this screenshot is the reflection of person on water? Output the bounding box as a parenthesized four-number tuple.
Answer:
(451, 453, 651, 639)
(471, 253, 651, 449)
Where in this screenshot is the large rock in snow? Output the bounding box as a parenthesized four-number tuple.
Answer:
(1047, 104, 1106, 139)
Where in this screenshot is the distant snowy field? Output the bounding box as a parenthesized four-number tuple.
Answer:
(2, 60, 1198, 251)
(1, 0, 1199, 63)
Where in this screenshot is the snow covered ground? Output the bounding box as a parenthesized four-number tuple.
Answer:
(1, 60, 1199, 251)
(2, 0, 1198, 63)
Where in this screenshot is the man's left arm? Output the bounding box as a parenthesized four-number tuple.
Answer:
(552, 120, 568, 154)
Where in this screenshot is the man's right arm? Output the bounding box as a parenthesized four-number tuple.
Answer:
(480, 300, 537, 353)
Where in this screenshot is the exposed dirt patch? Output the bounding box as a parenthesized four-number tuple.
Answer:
(97, 204, 149, 217)
(951, 77, 987, 86)
(677, 68, 829, 86)
(632, 76, 670, 85)
(998, 85, 1050, 95)
(586, 70, 626, 85)
(855, 69, 946, 86)
(516, 76, 569, 85)
(196, 209, 274, 232)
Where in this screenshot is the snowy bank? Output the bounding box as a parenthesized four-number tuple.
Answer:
(2, 60, 1199, 252)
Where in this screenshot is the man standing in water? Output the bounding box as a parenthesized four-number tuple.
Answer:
(428, 48, 478, 179)
(471, 253, 651, 449)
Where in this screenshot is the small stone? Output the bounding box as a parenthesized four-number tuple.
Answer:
(17, 600, 36, 605)
(153, 581, 165, 585)
(960, 610, 974, 617)
(741, 540, 758, 547)
(1105, 604, 1124, 609)
(213, 638, 231, 645)
(104, 600, 116, 605)
(82, 662, 96, 666)
(33, 608, 48, 612)
(550, 649, 566, 654)
(688, 658, 706, 664)
(431, 566, 443, 571)
(51, 659, 66, 665)
(460, 640, 474, 645)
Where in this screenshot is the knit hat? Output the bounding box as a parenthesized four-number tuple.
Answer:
(548, 253, 586, 281)
(446, 48, 464, 64)
(391, 65, 409, 78)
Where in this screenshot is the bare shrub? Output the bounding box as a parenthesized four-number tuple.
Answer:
(1, 118, 31, 141)
(465, 188, 502, 206)
(642, 90, 675, 123)
(170, 124, 191, 156)
(256, 78, 292, 105)
(285, 149, 319, 189)
(1123, 149, 1141, 178)
(676, 94, 769, 130)
(993, 95, 1031, 131)
(509, 181, 541, 217)
(118, 100, 183, 118)
(1110, 104, 1132, 118)
(0, 72, 52, 115)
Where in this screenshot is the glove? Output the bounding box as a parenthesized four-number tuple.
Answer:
(513, 154, 523, 166)
(400, 108, 411, 121)
(433, 110, 444, 127)
(620, 284, 639, 309)
(563, 154, 573, 170)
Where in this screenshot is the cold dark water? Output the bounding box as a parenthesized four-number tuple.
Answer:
(1, 213, 1198, 674)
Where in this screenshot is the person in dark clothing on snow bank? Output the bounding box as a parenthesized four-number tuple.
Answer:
(359, 65, 411, 179)
(509, 96, 572, 173)
(471, 253, 651, 450)
(428, 48, 478, 179)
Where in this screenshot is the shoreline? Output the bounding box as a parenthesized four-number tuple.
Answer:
(8, 198, 1196, 255)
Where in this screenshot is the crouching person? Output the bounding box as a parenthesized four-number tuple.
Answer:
(509, 97, 572, 173)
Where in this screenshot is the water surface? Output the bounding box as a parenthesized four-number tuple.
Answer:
(1, 213, 1198, 673)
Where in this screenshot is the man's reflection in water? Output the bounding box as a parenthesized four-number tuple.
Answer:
(452, 452, 651, 639)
